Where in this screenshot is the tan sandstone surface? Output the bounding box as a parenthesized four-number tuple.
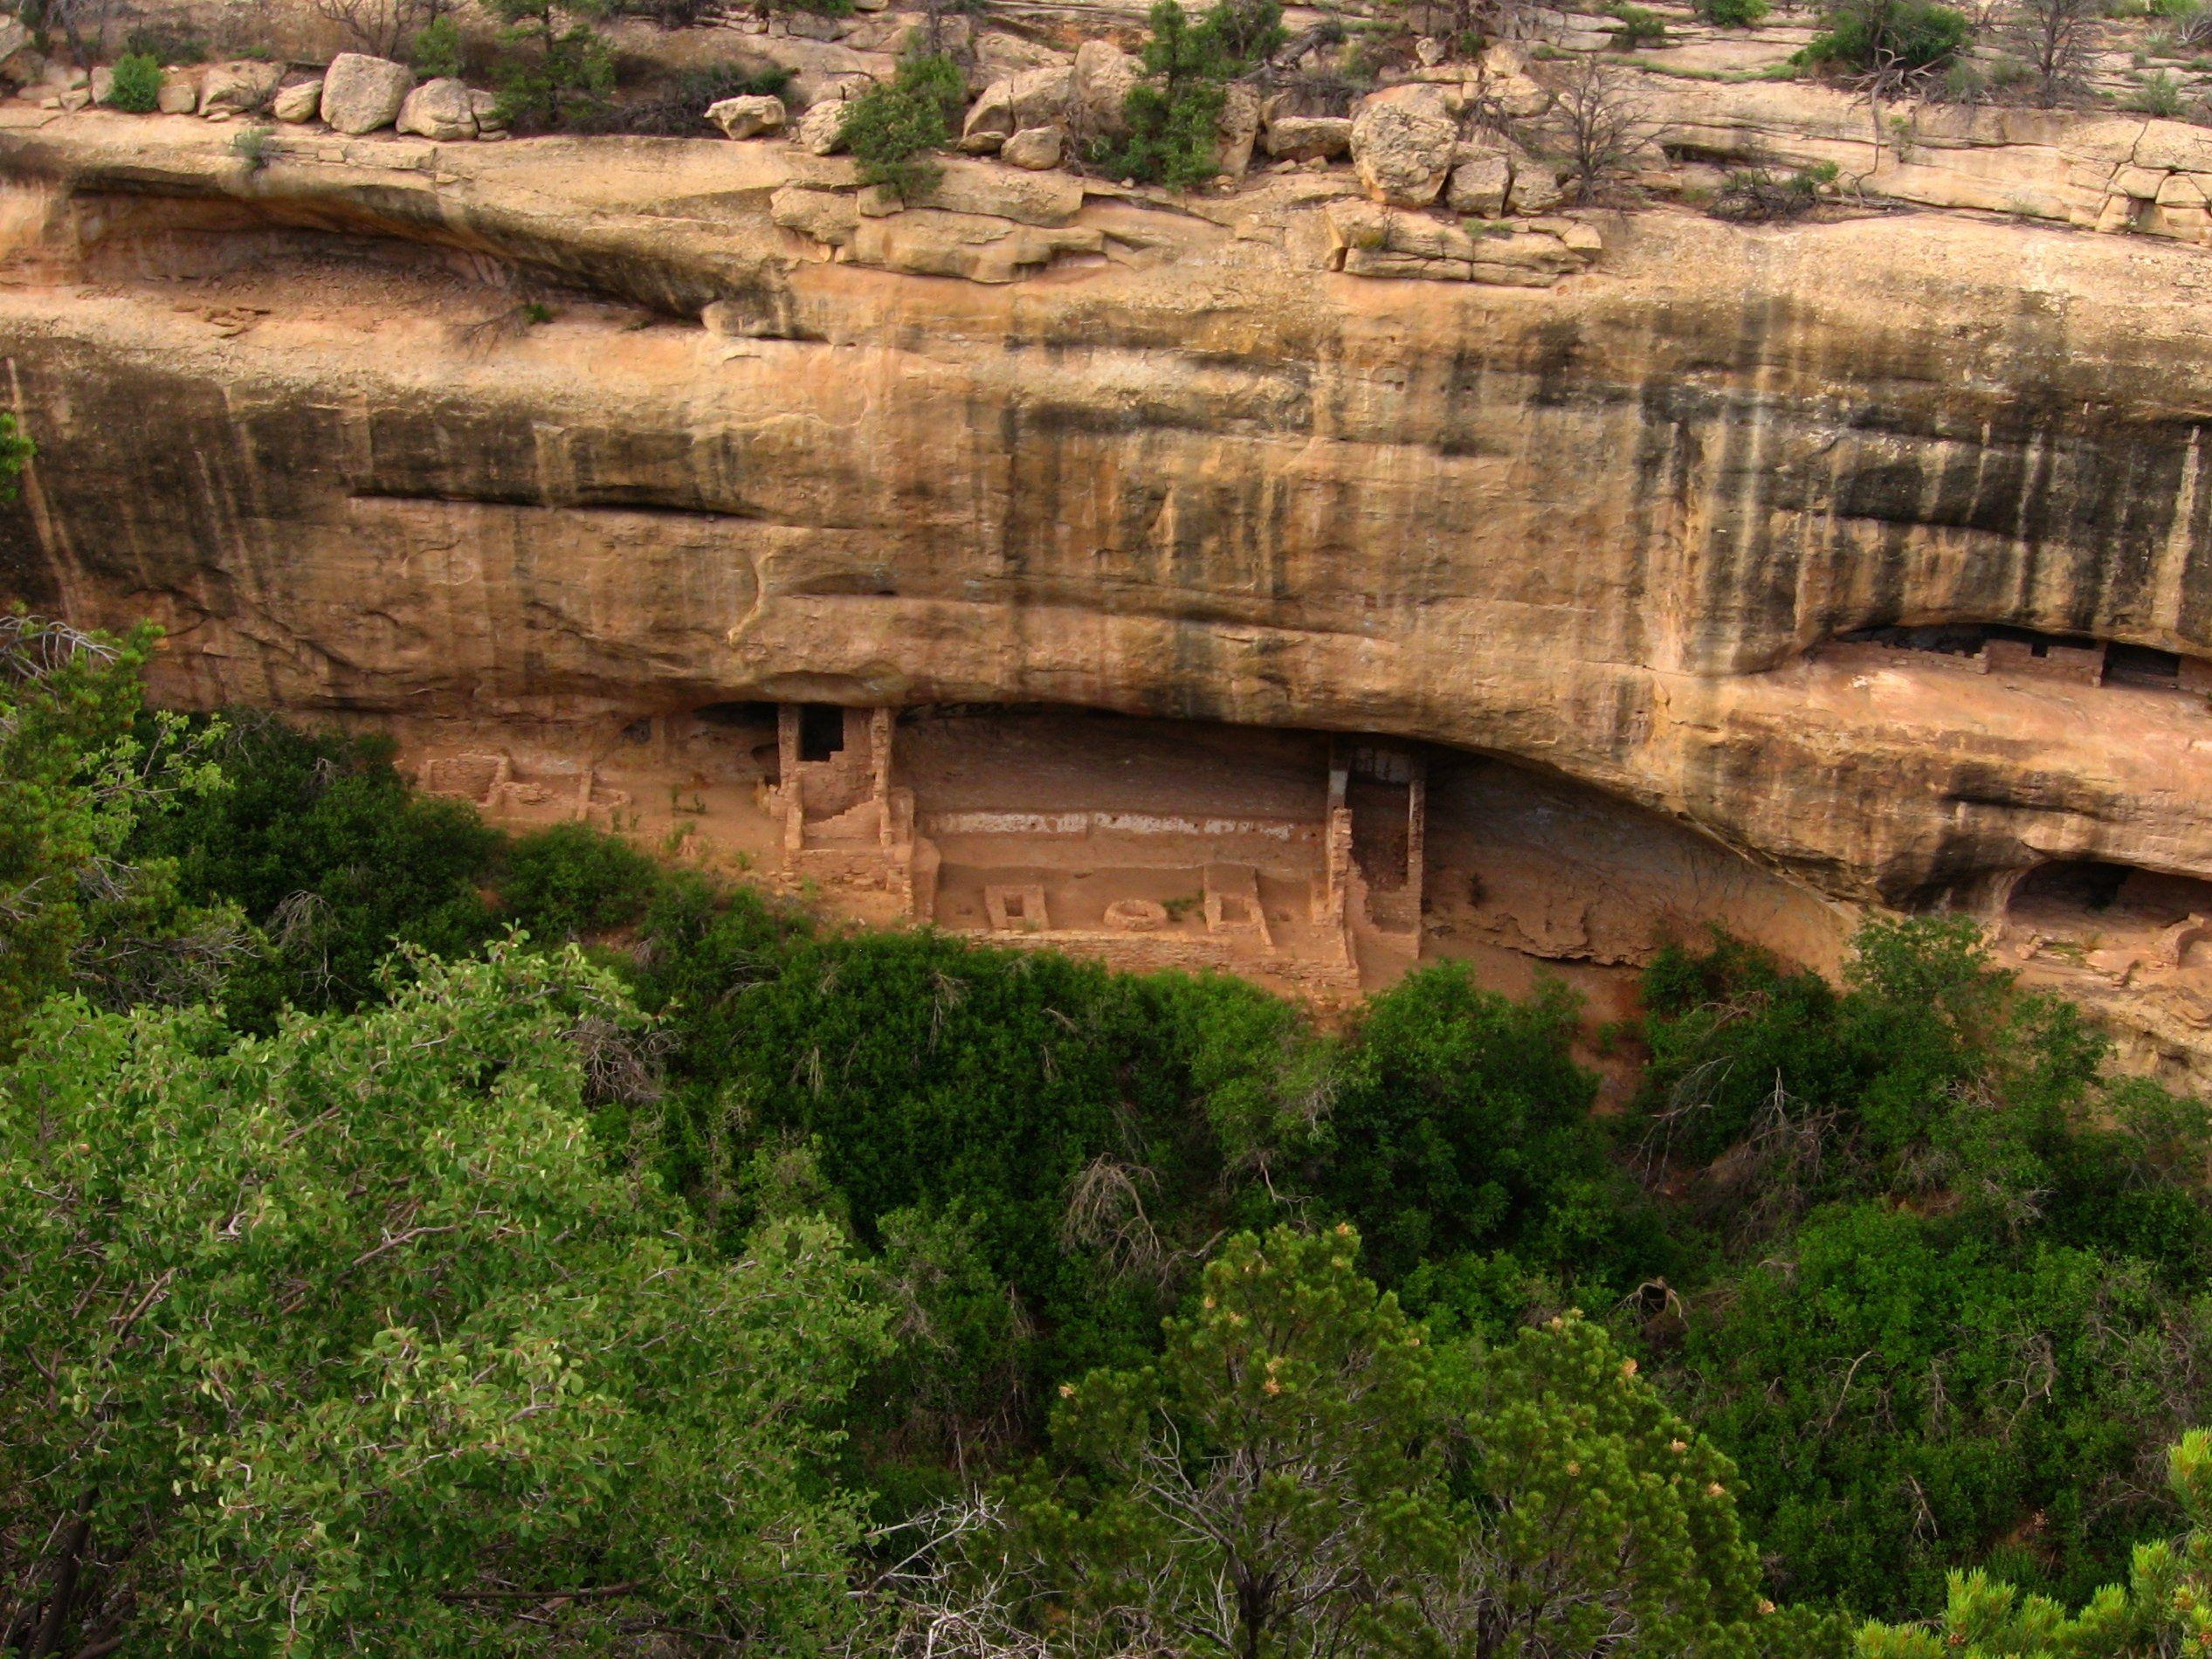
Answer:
(3, 107, 2211, 1072)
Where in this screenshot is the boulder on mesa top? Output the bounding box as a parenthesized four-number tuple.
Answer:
(1446, 150, 1510, 216)
(959, 79, 1013, 152)
(320, 52, 414, 134)
(1216, 80, 1261, 177)
(970, 30, 1065, 92)
(271, 76, 322, 123)
(89, 65, 113, 104)
(396, 77, 477, 140)
(156, 69, 200, 115)
(199, 59, 282, 117)
(1072, 40, 1138, 140)
(795, 94, 854, 155)
(906, 155, 1083, 225)
(708, 93, 785, 138)
(0, 20, 29, 83)
(469, 88, 504, 131)
(1350, 83, 1460, 208)
(1000, 125, 1064, 170)
(1263, 115, 1352, 162)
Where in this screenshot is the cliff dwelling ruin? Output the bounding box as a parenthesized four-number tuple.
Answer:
(406, 704, 1850, 1035)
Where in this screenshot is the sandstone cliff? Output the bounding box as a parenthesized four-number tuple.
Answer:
(3, 106, 2210, 1069)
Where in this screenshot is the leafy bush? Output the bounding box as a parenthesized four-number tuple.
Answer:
(106, 52, 164, 113)
(842, 52, 965, 197)
(487, 0, 617, 128)
(499, 819, 661, 942)
(1800, 0, 1972, 70)
(2135, 65, 2187, 111)
(1610, 3, 1672, 45)
(1094, 0, 1282, 189)
(985, 1229, 1850, 1658)
(127, 716, 500, 1025)
(410, 12, 465, 77)
(1309, 965, 1667, 1297)
(1700, 0, 1772, 24)
(0, 946, 888, 1656)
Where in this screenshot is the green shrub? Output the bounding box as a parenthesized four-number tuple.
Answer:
(1610, 3, 1671, 45)
(106, 52, 163, 113)
(1095, 0, 1231, 187)
(2135, 65, 2187, 111)
(126, 715, 500, 1025)
(842, 51, 965, 197)
(499, 820, 661, 942)
(488, 0, 617, 128)
(1799, 0, 1971, 70)
(1699, 0, 1772, 24)
(411, 13, 465, 78)
(231, 123, 277, 171)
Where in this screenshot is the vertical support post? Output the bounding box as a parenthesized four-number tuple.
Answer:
(1404, 759, 1426, 926)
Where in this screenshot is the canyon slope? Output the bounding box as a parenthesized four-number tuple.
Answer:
(3, 99, 2211, 1071)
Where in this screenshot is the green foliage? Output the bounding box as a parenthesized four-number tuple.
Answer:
(486, 0, 616, 127)
(411, 11, 465, 77)
(500, 819, 660, 942)
(0, 410, 31, 499)
(989, 1228, 1843, 1657)
(632, 919, 1309, 1421)
(1094, 0, 1281, 189)
(1855, 1431, 2212, 1656)
(1700, 0, 1772, 24)
(1611, 3, 1672, 46)
(843, 52, 965, 197)
(2134, 66, 2187, 112)
(1681, 1203, 2212, 1614)
(127, 715, 500, 1025)
(0, 944, 889, 1655)
(105, 50, 164, 112)
(231, 122, 278, 171)
(1799, 0, 1972, 70)
(0, 619, 233, 1050)
(1313, 965, 1668, 1298)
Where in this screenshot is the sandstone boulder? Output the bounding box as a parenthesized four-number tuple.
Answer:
(1446, 151, 1510, 216)
(707, 93, 785, 138)
(199, 59, 282, 117)
(796, 95, 852, 155)
(88, 65, 114, 105)
(1007, 64, 1072, 127)
(1001, 125, 1063, 170)
(783, 10, 846, 40)
(1263, 114, 1350, 162)
(910, 155, 1082, 224)
(1072, 40, 1138, 140)
(469, 89, 505, 132)
(973, 31, 1065, 89)
(849, 206, 1102, 282)
(1351, 84, 1459, 207)
(960, 78, 1014, 152)
(156, 70, 200, 115)
(1216, 80, 1260, 178)
(1477, 43, 1550, 120)
(320, 52, 413, 134)
(0, 20, 28, 84)
(770, 182, 861, 246)
(1509, 160, 1562, 214)
(272, 77, 322, 123)
(396, 77, 476, 140)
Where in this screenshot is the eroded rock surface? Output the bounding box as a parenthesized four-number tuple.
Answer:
(3, 109, 2212, 1074)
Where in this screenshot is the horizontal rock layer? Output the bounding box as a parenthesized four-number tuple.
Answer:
(0, 112, 2209, 943)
